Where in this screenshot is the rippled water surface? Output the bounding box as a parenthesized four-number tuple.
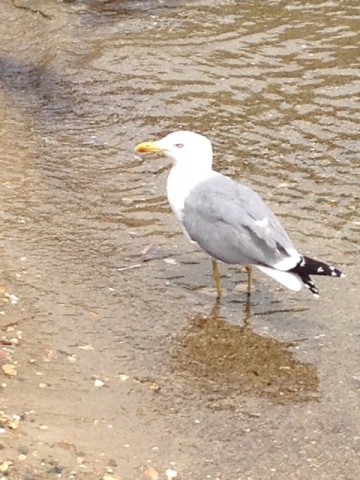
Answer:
(1, 1, 359, 478)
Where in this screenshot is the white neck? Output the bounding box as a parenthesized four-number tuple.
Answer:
(166, 164, 217, 223)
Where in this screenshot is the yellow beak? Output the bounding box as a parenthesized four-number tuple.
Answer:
(134, 141, 164, 154)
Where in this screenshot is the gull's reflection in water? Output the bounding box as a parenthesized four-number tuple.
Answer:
(173, 302, 319, 404)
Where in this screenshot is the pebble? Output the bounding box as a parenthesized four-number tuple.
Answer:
(8, 415, 20, 430)
(103, 474, 119, 480)
(165, 468, 177, 480)
(164, 258, 177, 265)
(0, 461, 12, 473)
(1, 364, 17, 377)
(18, 446, 29, 455)
(5, 293, 19, 305)
(51, 466, 63, 475)
(0, 412, 20, 430)
(78, 344, 94, 351)
(143, 466, 159, 480)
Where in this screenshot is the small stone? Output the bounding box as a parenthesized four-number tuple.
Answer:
(103, 474, 119, 480)
(5, 293, 19, 305)
(144, 466, 159, 480)
(1, 364, 17, 377)
(164, 258, 177, 265)
(94, 379, 105, 388)
(165, 468, 177, 480)
(78, 344, 94, 351)
(8, 415, 20, 430)
(18, 446, 29, 455)
(0, 460, 12, 473)
(51, 466, 63, 475)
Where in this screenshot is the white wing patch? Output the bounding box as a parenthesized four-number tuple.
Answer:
(255, 217, 269, 228)
(273, 248, 301, 271)
(256, 265, 304, 291)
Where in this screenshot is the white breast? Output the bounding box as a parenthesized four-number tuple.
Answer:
(166, 166, 217, 224)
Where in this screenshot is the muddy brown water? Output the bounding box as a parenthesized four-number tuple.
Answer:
(1, 1, 359, 479)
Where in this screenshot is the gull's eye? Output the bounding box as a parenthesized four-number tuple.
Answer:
(175, 143, 184, 149)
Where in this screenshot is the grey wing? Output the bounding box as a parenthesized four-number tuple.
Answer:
(183, 174, 299, 267)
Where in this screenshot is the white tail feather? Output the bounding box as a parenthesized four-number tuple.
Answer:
(255, 265, 304, 291)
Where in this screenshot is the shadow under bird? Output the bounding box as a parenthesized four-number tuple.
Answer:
(135, 131, 344, 298)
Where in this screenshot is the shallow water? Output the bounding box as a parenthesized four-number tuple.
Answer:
(1, 1, 359, 478)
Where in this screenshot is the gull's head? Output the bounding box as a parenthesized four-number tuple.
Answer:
(135, 131, 213, 170)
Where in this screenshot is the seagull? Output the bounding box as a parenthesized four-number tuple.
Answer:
(135, 131, 344, 298)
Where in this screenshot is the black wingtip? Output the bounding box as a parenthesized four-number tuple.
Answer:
(301, 274, 319, 296)
(291, 256, 344, 279)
